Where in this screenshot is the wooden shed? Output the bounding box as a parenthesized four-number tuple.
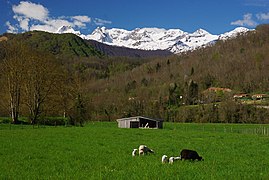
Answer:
(116, 116, 163, 129)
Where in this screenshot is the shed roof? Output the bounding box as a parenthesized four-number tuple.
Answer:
(116, 116, 163, 122)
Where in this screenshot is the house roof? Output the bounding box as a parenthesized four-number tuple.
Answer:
(206, 87, 232, 92)
(252, 94, 268, 98)
(233, 93, 249, 98)
(116, 116, 163, 122)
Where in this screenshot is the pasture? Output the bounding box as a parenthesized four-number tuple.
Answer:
(1, 122, 269, 179)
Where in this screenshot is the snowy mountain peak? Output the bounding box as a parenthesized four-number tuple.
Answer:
(88, 26, 112, 43)
(57, 25, 72, 33)
(192, 28, 210, 36)
(56, 25, 81, 36)
(57, 25, 251, 54)
(218, 27, 252, 40)
(233, 27, 250, 32)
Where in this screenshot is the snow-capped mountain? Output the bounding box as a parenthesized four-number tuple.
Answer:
(56, 25, 251, 54)
(218, 27, 250, 40)
(56, 25, 82, 37)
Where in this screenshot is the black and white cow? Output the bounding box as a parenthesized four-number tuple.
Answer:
(139, 145, 154, 155)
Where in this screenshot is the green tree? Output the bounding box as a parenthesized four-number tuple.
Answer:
(67, 63, 90, 126)
(168, 83, 182, 107)
(185, 79, 198, 105)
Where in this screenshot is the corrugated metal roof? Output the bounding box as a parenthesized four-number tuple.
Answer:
(116, 116, 163, 122)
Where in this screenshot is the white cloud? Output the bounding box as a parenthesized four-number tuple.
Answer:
(231, 13, 257, 27)
(29, 24, 57, 32)
(12, 1, 49, 21)
(46, 19, 73, 29)
(73, 20, 86, 28)
(7, 1, 112, 33)
(13, 15, 29, 31)
(72, 16, 91, 23)
(19, 18, 30, 31)
(94, 18, 112, 26)
(30, 19, 73, 32)
(256, 12, 269, 20)
(72, 16, 91, 28)
(5, 21, 18, 33)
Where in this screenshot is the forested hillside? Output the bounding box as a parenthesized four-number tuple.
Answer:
(0, 25, 269, 125)
(2, 31, 103, 58)
(86, 24, 269, 123)
(86, 39, 172, 57)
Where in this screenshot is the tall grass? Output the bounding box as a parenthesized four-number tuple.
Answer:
(1, 122, 269, 179)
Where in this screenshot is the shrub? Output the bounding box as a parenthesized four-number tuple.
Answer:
(38, 117, 68, 126)
(0, 117, 11, 124)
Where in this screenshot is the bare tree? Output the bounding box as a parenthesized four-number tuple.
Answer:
(0, 42, 27, 124)
(23, 51, 59, 124)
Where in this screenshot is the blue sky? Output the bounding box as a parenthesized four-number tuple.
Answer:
(1, 0, 269, 35)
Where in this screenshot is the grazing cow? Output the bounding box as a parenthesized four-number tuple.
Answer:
(180, 149, 203, 161)
(161, 155, 168, 164)
(168, 156, 181, 164)
(132, 149, 138, 156)
(139, 145, 154, 155)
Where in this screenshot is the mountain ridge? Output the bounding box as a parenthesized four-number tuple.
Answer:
(0, 31, 172, 58)
(56, 26, 251, 54)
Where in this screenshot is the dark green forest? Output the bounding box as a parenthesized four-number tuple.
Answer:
(0, 24, 269, 125)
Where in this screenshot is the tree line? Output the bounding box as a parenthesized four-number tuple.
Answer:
(0, 24, 269, 125)
(83, 24, 269, 123)
(0, 41, 90, 125)
(0, 38, 148, 125)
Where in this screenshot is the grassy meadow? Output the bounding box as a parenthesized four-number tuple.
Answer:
(1, 122, 269, 179)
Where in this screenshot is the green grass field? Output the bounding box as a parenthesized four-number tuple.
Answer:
(1, 122, 269, 179)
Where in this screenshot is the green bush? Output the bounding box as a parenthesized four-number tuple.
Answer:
(38, 117, 68, 126)
(164, 101, 269, 123)
(0, 117, 11, 124)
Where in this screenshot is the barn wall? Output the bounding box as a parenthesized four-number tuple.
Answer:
(126, 120, 130, 128)
(157, 121, 163, 129)
(118, 120, 131, 128)
(117, 116, 163, 129)
(118, 118, 139, 128)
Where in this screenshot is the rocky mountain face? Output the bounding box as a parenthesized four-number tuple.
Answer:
(56, 26, 251, 54)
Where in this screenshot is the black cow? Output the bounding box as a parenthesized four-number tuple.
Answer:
(180, 149, 203, 161)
